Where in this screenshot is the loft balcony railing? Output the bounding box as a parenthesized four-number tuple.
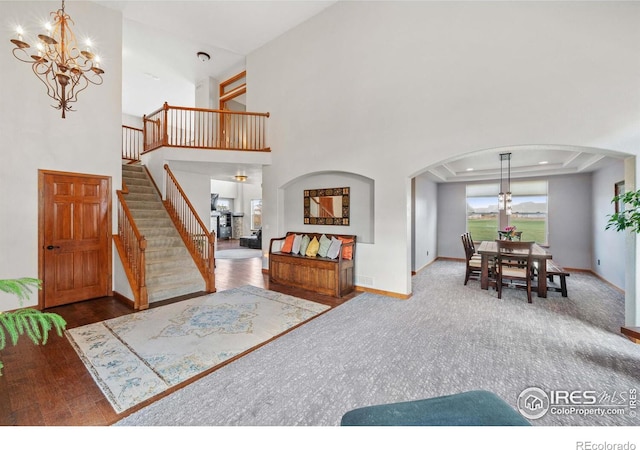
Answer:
(143, 102, 270, 153)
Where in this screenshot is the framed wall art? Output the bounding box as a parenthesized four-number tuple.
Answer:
(304, 187, 350, 225)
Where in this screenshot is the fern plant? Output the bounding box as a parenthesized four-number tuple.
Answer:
(606, 189, 640, 234)
(0, 277, 66, 375)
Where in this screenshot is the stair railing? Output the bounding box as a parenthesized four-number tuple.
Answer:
(163, 164, 216, 292)
(114, 184, 149, 310)
(122, 125, 143, 162)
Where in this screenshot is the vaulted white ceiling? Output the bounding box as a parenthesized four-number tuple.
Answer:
(93, 1, 625, 184)
(93, 0, 338, 117)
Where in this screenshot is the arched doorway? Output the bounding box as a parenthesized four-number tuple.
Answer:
(411, 144, 636, 327)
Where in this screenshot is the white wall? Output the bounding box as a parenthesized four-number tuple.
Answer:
(413, 175, 438, 272)
(249, 1, 640, 298)
(547, 173, 593, 269)
(1, 1, 122, 311)
(195, 77, 219, 109)
(437, 183, 469, 260)
(592, 160, 626, 289)
(173, 169, 212, 233)
(211, 179, 240, 200)
(122, 113, 143, 129)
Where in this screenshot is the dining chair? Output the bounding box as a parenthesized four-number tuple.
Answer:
(495, 240, 535, 303)
(461, 233, 482, 285)
(465, 232, 481, 257)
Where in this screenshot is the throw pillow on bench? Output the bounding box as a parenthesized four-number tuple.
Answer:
(279, 234, 351, 261)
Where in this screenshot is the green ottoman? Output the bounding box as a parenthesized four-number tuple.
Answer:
(340, 390, 530, 426)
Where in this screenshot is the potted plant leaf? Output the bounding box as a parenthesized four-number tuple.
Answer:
(605, 189, 640, 233)
(0, 277, 66, 375)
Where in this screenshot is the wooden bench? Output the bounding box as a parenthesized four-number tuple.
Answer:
(546, 260, 570, 297)
(269, 232, 356, 298)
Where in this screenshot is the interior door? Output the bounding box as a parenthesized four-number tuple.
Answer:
(40, 171, 111, 308)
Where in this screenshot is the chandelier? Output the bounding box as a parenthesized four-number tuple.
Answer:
(9, 0, 105, 118)
(498, 152, 512, 215)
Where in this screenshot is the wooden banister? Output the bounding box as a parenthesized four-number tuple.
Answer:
(163, 164, 216, 293)
(142, 103, 270, 153)
(114, 188, 148, 310)
(122, 125, 143, 162)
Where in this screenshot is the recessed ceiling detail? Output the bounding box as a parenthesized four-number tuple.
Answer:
(424, 147, 623, 183)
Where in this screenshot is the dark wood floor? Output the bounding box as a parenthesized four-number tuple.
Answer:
(0, 239, 357, 426)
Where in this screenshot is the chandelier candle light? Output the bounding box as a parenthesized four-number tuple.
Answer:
(9, 0, 105, 118)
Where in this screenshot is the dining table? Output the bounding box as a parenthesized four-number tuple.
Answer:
(476, 240, 552, 298)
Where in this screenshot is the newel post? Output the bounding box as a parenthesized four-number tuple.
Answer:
(207, 232, 216, 293)
(138, 238, 148, 310)
(163, 102, 169, 147)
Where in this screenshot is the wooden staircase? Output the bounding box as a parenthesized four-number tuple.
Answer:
(121, 164, 206, 303)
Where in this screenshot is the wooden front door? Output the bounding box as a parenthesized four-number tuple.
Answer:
(39, 171, 111, 308)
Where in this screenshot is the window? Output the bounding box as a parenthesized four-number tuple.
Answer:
(466, 183, 499, 241)
(466, 180, 548, 244)
(509, 180, 548, 244)
(251, 199, 262, 231)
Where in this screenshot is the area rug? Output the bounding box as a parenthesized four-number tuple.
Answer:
(215, 248, 262, 259)
(65, 285, 329, 413)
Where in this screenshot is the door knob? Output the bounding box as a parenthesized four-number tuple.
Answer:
(46, 245, 61, 250)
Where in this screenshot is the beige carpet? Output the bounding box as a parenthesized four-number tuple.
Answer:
(116, 260, 640, 427)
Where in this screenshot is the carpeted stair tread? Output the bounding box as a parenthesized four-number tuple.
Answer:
(124, 179, 153, 188)
(126, 193, 160, 202)
(146, 268, 203, 286)
(126, 200, 164, 210)
(127, 210, 167, 219)
(145, 247, 193, 261)
(123, 173, 152, 182)
(144, 236, 186, 248)
(137, 226, 181, 237)
(136, 217, 173, 227)
(146, 255, 201, 275)
(146, 280, 206, 302)
(126, 185, 157, 194)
